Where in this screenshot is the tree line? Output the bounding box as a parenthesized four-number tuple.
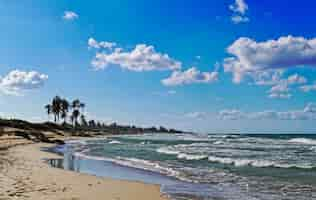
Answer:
(44, 96, 184, 134)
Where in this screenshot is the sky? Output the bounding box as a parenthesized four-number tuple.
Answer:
(1, 0, 316, 133)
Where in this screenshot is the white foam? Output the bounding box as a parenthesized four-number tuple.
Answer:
(208, 156, 277, 167)
(156, 147, 180, 155)
(213, 141, 224, 145)
(288, 138, 316, 145)
(109, 140, 121, 144)
(177, 153, 208, 160)
(207, 156, 315, 169)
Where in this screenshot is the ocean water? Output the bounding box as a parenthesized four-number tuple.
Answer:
(49, 133, 316, 200)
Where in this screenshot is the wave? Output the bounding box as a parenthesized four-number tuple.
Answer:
(207, 156, 316, 169)
(108, 140, 121, 144)
(157, 146, 208, 161)
(288, 138, 316, 145)
(177, 153, 208, 161)
(156, 147, 180, 155)
(213, 141, 224, 145)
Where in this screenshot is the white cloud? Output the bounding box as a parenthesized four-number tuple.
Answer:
(63, 11, 79, 21)
(250, 71, 307, 99)
(88, 38, 116, 50)
(229, 0, 249, 24)
(219, 109, 245, 120)
(231, 15, 249, 24)
(300, 82, 316, 92)
(0, 70, 48, 96)
(219, 103, 316, 120)
(251, 70, 284, 86)
(268, 83, 291, 99)
(287, 74, 307, 85)
(184, 112, 207, 119)
(304, 103, 316, 113)
(224, 36, 316, 83)
(161, 67, 218, 86)
(252, 71, 306, 86)
(91, 44, 181, 71)
(229, 0, 248, 15)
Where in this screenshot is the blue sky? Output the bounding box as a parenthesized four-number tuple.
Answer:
(1, 0, 316, 133)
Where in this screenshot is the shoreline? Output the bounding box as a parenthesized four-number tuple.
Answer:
(0, 138, 169, 200)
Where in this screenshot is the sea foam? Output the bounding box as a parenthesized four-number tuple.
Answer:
(288, 138, 316, 145)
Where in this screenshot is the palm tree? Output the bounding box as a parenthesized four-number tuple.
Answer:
(44, 104, 52, 121)
(52, 96, 62, 122)
(45, 96, 87, 126)
(80, 114, 87, 126)
(70, 115, 75, 126)
(60, 99, 70, 125)
(72, 99, 81, 109)
(72, 109, 80, 126)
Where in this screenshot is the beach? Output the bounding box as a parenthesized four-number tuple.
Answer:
(0, 136, 168, 200)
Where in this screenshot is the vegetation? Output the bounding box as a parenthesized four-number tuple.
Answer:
(0, 96, 185, 146)
(44, 95, 184, 135)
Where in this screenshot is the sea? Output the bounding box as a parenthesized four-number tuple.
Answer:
(48, 133, 316, 200)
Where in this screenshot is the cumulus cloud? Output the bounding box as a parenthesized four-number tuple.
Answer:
(250, 70, 307, 99)
(229, 0, 249, 24)
(268, 83, 291, 99)
(224, 36, 316, 83)
(88, 38, 116, 50)
(219, 103, 316, 120)
(161, 67, 218, 86)
(63, 11, 79, 21)
(0, 70, 48, 95)
(91, 43, 181, 71)
(251, 70, 284, 86)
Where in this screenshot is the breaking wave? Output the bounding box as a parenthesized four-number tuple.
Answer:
(288, 138, 316, 145)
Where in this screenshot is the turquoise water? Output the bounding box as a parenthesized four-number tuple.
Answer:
(51, 133, 316, 200)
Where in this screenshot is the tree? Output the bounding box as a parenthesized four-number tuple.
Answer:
(88, 120, 96, 127)
(80, 114, 88, 127)
(52, 96, 62, 122)
(60, 99, 70, 125)
(72, 99, 81, 110)
(70, 115, 74, 126)
(72, 109, 80, 126)
(44, 104, 52, 121)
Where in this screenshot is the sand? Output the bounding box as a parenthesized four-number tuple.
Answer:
(0, 137, 169, 200)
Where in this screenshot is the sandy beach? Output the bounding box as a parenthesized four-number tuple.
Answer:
(0, 136, 169, 200)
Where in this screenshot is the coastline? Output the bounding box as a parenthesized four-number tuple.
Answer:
(0, 138, 169, 200)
